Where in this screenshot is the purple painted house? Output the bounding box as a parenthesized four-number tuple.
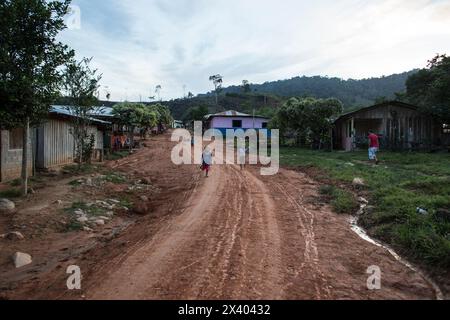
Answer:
(204, 110, 270, 135)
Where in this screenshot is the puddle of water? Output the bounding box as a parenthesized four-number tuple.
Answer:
(350, 204, 444, 301)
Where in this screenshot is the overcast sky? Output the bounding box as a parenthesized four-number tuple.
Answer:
(59, 0, 450, 101)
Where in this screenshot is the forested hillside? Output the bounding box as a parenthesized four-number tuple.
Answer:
(71, 71, 416, 122)
(164, 71, 416, 121)
(166, 93, 283, 121)
(208, 71, 416, 108)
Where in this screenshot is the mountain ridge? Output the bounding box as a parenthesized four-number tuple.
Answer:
(199, 70, 417, 108)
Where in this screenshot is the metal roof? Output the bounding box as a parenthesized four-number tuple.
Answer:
(334, 101, 419, 123)
(204, 110, 269, 120)
(50, 105, 111, 125)
(90, 106, 115, 117)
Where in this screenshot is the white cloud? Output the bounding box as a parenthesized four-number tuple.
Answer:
(60, 0, 450, 101)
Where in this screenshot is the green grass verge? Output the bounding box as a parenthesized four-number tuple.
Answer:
(319, 185, 358, 214)
(103, 172, 127, 184)
(0, 188, 22, 198)
(63, 164, 98, 175)
(105, 151, 130, 161)
(281, 148, 450, 269)
(9, 179, 21, 187)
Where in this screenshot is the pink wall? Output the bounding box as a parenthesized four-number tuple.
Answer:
(210, 117, 268, 129)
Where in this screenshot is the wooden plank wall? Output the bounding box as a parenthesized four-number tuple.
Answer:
(335, 104, 443, 150)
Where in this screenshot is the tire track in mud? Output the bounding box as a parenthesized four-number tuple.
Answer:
(83, 136, 436, 300)
(9, 134, 438, 300)
(91, 165, 203, 281)
(85, 162, 287, 300)
(285, 179, 331, 298)
(190, 165, 283, 300)
(219, 166, 284, 299)
(240, 168, 284, 299)
(260, 168, 436, 300)
(273, 181, 330, 299)
(190, 166, 240, 299)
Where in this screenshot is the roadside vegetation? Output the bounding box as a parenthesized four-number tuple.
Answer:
(281, 148, 450, 269)
(105, 150, 131, 161)
(319, 184, 358, 214)
(0, 188, 22, 199)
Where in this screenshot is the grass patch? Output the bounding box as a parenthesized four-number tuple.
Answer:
(105, 151, 130, 161)
(0, 188, 22, 198)
(66, 220, 84, 231)
(281, 148, 450, 269)
(65, 201, 107, 217)
(63, 164, 98, 175)
(69, 179, 83, 186)
(9, 179, 21, 187)
(68, 172, 127, 187)
(103, 173, 126, 184)
(331, 189, 358, 214)
(116, 194, 133, 209)
(319, 185, 358, 214)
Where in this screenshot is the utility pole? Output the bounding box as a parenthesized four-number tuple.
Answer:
(253, 108, 256, 129)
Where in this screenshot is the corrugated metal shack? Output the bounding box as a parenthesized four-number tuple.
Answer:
(35, 106, 110, 170)
(334, 101, 449, 151)
(0, 106, 111, 182)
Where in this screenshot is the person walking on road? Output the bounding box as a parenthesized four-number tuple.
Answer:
(239, 147, 246, 170)
(202, 147, 213, 177)
(368, 130, 380, 165)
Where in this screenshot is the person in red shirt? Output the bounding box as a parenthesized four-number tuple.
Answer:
(368, 130, 380, 164)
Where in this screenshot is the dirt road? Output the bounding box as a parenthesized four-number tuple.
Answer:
(81, 136, 435, 300)
(2, 133, 437, 300)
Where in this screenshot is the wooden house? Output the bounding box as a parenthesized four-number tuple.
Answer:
(203, 110, 270, 136)
(333, 101, 449, 151)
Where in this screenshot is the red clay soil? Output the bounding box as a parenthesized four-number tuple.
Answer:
(0, 133, 440, 300)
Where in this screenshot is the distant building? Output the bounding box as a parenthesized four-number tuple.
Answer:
(333, 101, 450, 151)
(203, 110, 270, 136)
(173, 120, 184, 129)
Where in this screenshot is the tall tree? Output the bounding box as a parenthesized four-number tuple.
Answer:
(209, 74, 223, 106)
(151, 103, 173, 132)
(62, 57, 102, 167)
(242, 80, 251, 93)
(274, 97, 343, 149)
(155, 85, 162, 101)
(187, 105, 209, 121)
(140, 106, 158, 138)
(0, 0, 74, 195)
(112, 102, 146, 150)
(406, 54, 450, 122)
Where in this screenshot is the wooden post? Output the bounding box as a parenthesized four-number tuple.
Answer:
(21, 117, 29, 196)
(330, 127, 334, 152)
(351, 117, 355, 151)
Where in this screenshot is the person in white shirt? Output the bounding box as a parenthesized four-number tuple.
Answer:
(238, 147, 246, 170)
(201, 147, 213, 177)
